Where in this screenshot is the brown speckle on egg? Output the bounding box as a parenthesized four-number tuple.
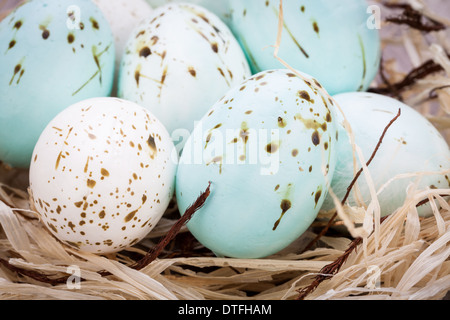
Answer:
(147, 135, 157, 152)
(188, 66, 196, 77)
(314, 188, 323, 208)
(124, 209, 139, 223)
(273, 199, 292, 231)
(312, 131, 320, 146)
(211, 42, 218, 53)
(41, 28, 50, 39)
(313, 21, 319, 35)
(90, 17, 99, 30)
(139, 46, 151, 58)
(101, 168, 109, 177)
(13, 20, 22, 30)
(68, 33, 75, 44)
(298, 90, 314, 103)
(87, 179, 96, 188)
(266, 142, 279, 154)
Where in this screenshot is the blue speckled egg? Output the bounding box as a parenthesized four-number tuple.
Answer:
(320, 92, 450, 217)
(228, 0, 381, 95)
(0, 0, 115, 168)
(176, 69, 338, 259)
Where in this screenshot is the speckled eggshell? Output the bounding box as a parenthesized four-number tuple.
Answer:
(228, 0, 381, 95)
(29, 97, 177, 254)
(320, 92, 450, 217)
(0, 0, 115, 168)
(92, 0, 153, 93)
(118, 3, 251, 140)
(176, 69, 338, 259)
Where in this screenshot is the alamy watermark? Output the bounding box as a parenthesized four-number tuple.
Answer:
(66, 265, 81, 289)
(367, 5, 382, 30)
(365, 265, 382, 290)
(172, 123, 282, 176)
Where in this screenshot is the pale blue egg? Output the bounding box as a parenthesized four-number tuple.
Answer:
(117, 3, 250, 150)
(0, 0, 115, 168)
(176, 69, 338, 259)
(320, 92, 450, 217)
(228, 0, 381, 95)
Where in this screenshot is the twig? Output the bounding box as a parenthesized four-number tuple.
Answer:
(415, 194, 449, 208)
(343, 109, 402, 204)
(302, 109, 402, 253)
(296, 109, 402, 300)
(383, 2, 446, 32)
(296, 237, 363, 300)
(369, 58, 447, 99)
(130, 182, 212, 270)
(296, 216, 390, 300)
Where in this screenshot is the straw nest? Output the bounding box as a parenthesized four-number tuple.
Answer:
(0, 0, 449, 300)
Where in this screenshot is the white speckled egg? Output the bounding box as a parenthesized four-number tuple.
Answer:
(92, 0, 153, 92)
(321, 92, 450, 217)
(118, 3, 251, 144)
(176, 69, 338, 259)
(29, 97, 177, 254)
(0, 0, 115, 169)
(228, 0, 381, 95)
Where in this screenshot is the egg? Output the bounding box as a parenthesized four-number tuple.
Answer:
(176, 69, 338, 259)
(228, 0, 381, 95)
(0, 0, 115, 168)
(29, 97, 177, 254)
(145, 0, 231, 24)
(117, 2, 251, 149)
(92, 0, 153, 93)
(320, 92, 450, 217)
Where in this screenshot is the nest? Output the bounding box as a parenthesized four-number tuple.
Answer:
(0, 0, 449, 300)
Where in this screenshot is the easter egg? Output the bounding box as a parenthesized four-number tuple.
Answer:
(29, 97, 177, 254)
(176, 69, 338, 259)
(118, 2, 251, 149)
(0, 0, 115, 168)
(320, 92, 450, 217)
(228, 0, 381, 95)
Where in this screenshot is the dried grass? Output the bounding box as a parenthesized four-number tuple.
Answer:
(0, 0, 449, 300)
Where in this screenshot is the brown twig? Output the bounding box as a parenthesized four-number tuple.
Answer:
(296, 216, 389, 300)
(296, 237, 363, 300)
(369, 59, 446, 99)
(296, 109, 403, 300)
(343, 109, 402, 204)
(302, 109, 402, 253)
(383, 2, 446, 32)
(415, 194, 449, 208)
(130, 182, 212, 270)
